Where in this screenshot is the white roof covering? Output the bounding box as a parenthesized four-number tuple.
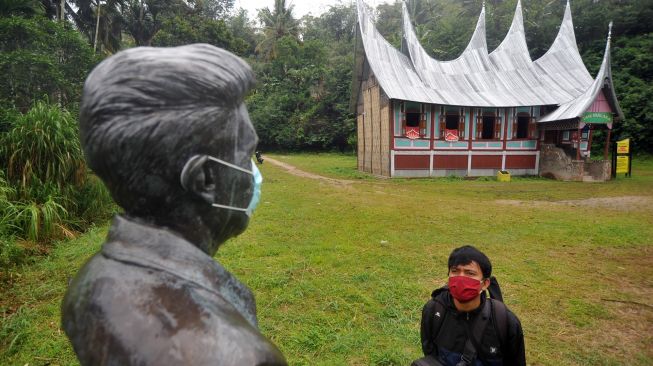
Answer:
(356, 0, 617, 114)
(539, 23, 624, 122)
(355, 0, 441, 104)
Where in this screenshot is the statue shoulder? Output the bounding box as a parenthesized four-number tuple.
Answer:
(63, 254, 286, 366)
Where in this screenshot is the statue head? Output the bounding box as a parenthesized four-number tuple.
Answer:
(79, 44, 257, 255)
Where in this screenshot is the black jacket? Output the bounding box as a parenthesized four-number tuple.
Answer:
(420, 289, 526, 366)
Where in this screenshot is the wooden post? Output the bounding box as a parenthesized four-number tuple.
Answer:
(587, 126, 593, 158)
(576, 127, 581, 160)
(604, 129, 611, 160)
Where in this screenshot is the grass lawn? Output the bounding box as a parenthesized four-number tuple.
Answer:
(1, 153, 652, 365)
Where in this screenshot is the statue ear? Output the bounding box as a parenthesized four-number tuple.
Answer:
(180, 155, 216, 204)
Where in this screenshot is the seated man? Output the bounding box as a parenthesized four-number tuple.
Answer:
(417, 246, 526, 366)
(62, 44, 286, 365)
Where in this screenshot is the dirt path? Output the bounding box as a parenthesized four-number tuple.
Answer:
(496, 195, 653, 211)
(264, 157, 356, 186)
(265, 158, 652, 212)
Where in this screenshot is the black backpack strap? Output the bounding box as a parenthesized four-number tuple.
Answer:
(489, 298, 508, 348)
(420, 296, 447, 356)
(487, 276, 504, 302)
(457, 300, 492, 366)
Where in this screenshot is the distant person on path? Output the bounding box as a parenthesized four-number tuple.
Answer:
(414, 246, 526, 366)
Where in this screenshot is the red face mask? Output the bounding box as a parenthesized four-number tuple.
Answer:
(448, 276, 483, 302)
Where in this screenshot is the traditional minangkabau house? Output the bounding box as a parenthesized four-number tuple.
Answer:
(352, 0, 623, 180)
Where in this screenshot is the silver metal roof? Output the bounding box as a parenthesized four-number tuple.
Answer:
(356, 0, 617, 115)
(355, 0, 441, 104)
(538, 23, 624, 122)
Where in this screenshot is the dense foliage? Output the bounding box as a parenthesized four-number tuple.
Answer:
(0, 0, 652, 268)
(0, 15, 111, 272)
(0, 16, 97, 110)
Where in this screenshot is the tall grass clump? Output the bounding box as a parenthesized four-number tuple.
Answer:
(0, 101, 115, 256)
(1, 101, 85, 192)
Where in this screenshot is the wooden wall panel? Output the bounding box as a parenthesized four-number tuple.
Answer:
(363, 88, 372, 173)
(505, 155, 536, 169)
(371, 85, 381, 175)
(380, 103, 390, 177)
(395, 155, 430, 169)
(471, 155, 502, 169)
(433, 155, 467, 169)
(357, 114, 364, 171)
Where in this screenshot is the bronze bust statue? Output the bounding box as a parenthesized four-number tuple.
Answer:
(62, 44, 287, 366)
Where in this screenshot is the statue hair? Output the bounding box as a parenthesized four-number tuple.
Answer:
(79, 44, 255, 216)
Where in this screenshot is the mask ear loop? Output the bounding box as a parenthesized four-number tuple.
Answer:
(211, 203, 248, 212)
(179, 154, 254, 213)
(207, 156, 253, 175)
(180, 155, 204, 191)
(204, 157, 254, 213)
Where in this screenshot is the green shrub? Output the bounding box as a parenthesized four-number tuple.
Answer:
(0, 100, 85, 194)
(67, 174, 117, 230)
(0, 102, 115, 245)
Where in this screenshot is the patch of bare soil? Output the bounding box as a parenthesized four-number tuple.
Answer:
(265, 157, 356, 186)
(496, 196, 653, 211)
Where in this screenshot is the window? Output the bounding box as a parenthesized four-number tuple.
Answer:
(581, 129, 589, 140)
(562, 131, 570, 141)
(445, 114, 458, 130)
(406, 112, 420, 128)
(481, 115, 495, 139)
(401, 102, 426, 138)
(440, 109, 464, 139)
(476, 109, 500, 140)
(516, 114, 530, 139)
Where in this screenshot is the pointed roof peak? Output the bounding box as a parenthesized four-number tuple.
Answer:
(506, 0, 526, 36)
(608, 21, 613, 40)
(489, 0, 529, 59)
(563, 0, 572, 21)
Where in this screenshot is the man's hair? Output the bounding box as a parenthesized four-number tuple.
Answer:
(447, 245, 492, 278)
(79, 44, 255, 216)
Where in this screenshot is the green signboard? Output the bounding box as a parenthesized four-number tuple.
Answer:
(581, 112, 612, 124)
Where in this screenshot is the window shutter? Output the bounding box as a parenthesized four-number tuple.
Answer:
(401, 102, 405, 136)
(512, 110, 518, 139)
(528, 116, 535, 139)
(458, 113, 465, 139)
(419, 115, 426, 137)
(439, 113, 445, 139)
(495, 116, 501, 139)
(476, 115, 483, 139)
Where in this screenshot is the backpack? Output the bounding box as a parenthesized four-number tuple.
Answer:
(418, 276, 508, 362)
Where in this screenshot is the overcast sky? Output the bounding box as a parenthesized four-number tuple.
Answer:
(234, 0, 395, 19)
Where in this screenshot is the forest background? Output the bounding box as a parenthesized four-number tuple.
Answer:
(0, 0, 652, 279)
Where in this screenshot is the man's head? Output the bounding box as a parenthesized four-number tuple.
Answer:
(80, 44, 257, 254)
(447, 245, 492, 300)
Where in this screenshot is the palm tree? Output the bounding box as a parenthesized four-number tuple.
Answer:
(255, 0, 299, 60)
(123, 0, 190, 46)
(65, 0, 124, 53)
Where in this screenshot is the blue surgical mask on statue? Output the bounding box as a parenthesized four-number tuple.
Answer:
(187, 156, 262, 217)
(246, 161, 262, 216)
